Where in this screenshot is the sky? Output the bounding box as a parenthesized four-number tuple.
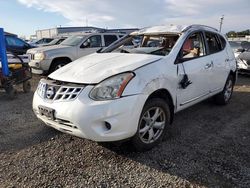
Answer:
(0, 0, 249, 38)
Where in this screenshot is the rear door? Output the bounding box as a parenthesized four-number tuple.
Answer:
(177, 31, 212, 110)
(204, 32, 229, 93)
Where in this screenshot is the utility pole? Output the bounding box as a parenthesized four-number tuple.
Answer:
(219, 15, 224, 32)
(86, 17, 88, 27)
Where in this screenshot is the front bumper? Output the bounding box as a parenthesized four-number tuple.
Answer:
(29, 59, 52, 74)
(33, 86, 147, 142)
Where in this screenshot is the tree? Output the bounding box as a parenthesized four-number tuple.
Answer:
(226, 30, 250, 37)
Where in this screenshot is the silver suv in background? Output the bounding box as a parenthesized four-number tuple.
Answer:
(27, 33, 124, 74)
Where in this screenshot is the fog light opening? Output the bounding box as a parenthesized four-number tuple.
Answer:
(104, 121, 111, 131)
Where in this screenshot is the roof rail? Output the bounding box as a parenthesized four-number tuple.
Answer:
(182, 24, 218, 32)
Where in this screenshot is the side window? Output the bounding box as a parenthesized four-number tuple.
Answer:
(36, 39, 42, 44)
(104, 35, 118, 46)
(57, 38, 64, 44)
(181, 32, 206, 59)
(45, 38, 53, 43)
(87, 35, 102, 48)
(5, 36, 25, 47)
(218, 34, 226, 49)
(205, 32, 221, 54)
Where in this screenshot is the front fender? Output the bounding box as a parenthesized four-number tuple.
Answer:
(122, 59, 177, 106)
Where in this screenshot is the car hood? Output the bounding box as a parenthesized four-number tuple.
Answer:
(49, 53, 162, 84)
(27, 45, 72, 53)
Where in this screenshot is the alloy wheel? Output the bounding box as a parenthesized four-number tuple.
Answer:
(139, 107, 166, 144)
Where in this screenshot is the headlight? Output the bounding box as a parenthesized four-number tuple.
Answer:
(34, 52, 45, 60)
(36, 79, 47, 98)
(89, 72, 135, 100)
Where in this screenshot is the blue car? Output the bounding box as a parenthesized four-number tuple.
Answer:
(5, 33, 34, 55)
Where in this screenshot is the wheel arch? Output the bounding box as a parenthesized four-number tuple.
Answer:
(49, 56, 72, 72)
(50, 56, 72, 67)
(229, 69, 237, 85)
(146, 88, 175, 124)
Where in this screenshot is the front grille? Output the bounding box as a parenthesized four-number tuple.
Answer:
(37, 79, 85, 102)
(53, 86, 82, 101)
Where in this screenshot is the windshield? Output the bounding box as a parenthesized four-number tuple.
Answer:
(47, 38, 66, 45)
(60, 35, 85, 46)
(102, 34, 179, 56)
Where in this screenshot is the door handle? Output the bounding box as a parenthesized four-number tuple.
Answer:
(205, 63, 212, 69)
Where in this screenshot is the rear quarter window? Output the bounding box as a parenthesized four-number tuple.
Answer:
(218, 34, 227, 49)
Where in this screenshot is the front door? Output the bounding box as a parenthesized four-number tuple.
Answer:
(177, 32, 212, 110)
(77, 35, 102, 58)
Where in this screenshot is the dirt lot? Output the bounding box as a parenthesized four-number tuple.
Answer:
(0, 75, 249, 188)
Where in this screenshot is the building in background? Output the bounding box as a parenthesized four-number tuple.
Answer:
(35, 26, 138, 39)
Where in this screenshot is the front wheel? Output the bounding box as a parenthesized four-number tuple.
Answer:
(49, 59, 70, 74)
(132, 98, 171, 151)
(214, 75, 234, 105)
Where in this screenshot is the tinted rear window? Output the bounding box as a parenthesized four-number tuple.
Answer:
(218, 34, 226, 49)
(205, 32, 221, 54)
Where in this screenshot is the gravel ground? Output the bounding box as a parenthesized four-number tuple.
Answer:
(0, 75, 249, 188)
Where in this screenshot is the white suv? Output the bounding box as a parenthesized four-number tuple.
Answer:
(33, 25, 237, 151)
(27, 33, 123, 74)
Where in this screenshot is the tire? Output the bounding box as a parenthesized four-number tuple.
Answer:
(214, 75, 234, 105)
(5, 85, 17, 100)
(132, 98, 171, 151)
(23, 81, 31, 93)
(49, 59, 70, 73)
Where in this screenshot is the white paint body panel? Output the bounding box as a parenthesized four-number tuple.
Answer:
(49, 53, 162, 84)
(33, 25, 237, 142)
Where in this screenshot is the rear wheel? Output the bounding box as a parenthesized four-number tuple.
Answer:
(214, 75, 234, 105)
(132, 98, 171, 151)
